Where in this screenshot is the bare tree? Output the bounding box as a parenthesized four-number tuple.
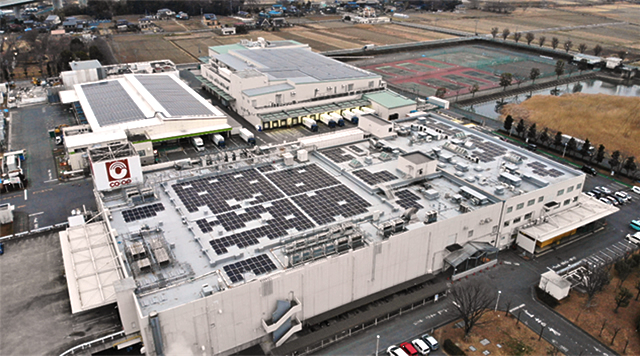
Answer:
(538, 36, 546, 47)
(502, 28, 511, 40)
(593, 44, 603, 56)
(564, 39, 573, 53)
(611, 326, 622, 345)
(513, 32, 522, 43)
(449, 280, 495, 339)
(578, 43, 588, 53)
(551, 37, 559, 50)
(525, 32, 535, 45)
(491, 27, 499, 39)
(579, 264, 610, 307)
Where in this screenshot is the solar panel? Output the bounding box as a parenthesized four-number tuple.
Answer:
(81, 80, 146, 126)
(223, 254, 278, 283)
(172, 168, 283, 214)
(352, 169, 397, 185)
(291, 185, 372, 225)
(322, 148, 355, 163)
(395, 189, 423, 210)
(264, 164, 341, 196)
(209, 198, 314, 255)
(122, 203, 165, 223)
(348, 145, 365, 154)
(135, 75, 214, 117)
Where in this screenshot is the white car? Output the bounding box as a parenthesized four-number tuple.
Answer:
(626, 232, 640, 245)
(614, 191, 631, 202)
(596, 186, 612, 194)
(412, 338, 430, 355)
(632, 186, 640, 195)
(387, 345, 409, 356)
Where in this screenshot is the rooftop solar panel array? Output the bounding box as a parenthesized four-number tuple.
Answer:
(172, 169, 283, 214)
(468, 135, 508, 163)
(322, 148, 355, 163)
(122, 203, 165, 223)
(527, 161, 566, 178)
(291, 185, 372, 225)
(135, 75, 214, 117)
(223, 254, 278, 283)
(208, 199, 314, 254)
(352, 169, 397, 186)
(395, 189, 424, 210)
(237, 48, 374, 82)
(264, 164, 340, 196)
(81, 80, 146, 126)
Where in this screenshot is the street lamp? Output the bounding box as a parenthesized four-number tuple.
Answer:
(376, 335, 380, 356)
(494, 290, 501, 312)
(562, 143, 568, 157)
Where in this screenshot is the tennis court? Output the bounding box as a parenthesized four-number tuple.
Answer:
(357, 44, 569, 98)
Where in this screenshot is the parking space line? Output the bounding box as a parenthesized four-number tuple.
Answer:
(24, 189, 27, 201)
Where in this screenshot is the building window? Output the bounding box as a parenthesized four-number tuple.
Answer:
(528, 199, 535, 206)
(504, 220, 510, 227)
(577, 183, 582, 190)
(564, 199, 570, 206)
(567, 186, 574, 193)
(573, 196, 579, 202)
(517, 203, 524, 210)
(513, 217, 522, 223)
(524, 212, 533, 220)
(138, 150, 146, 157)
(507, 206, 513, 213)
(492, 225, 498, 233)
(347, 83, 354, 91)
(275, 94, 283, 104)
(468, 230, 474, 238)
(557, 189, 564, 196)
(368, 81, 374, 88)
(251, 100, 257, 107)
(538, 196, 544, 203)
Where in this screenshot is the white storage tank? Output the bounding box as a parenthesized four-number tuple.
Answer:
(283, 152, 294, 166)
(297, 149, 308, 162)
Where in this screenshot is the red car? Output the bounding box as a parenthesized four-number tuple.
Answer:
(400, 342, 419, 356)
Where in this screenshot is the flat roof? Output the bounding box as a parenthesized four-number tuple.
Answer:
(364, 90, 416, 109)
(103, 113, 583, 316)
(70, 60, 102, 71)
(402, 151, 433, 165)
(216, 46, 379, 83)
(243, 83, 294, 97)
(65, 130, 127, 149)
(75, 73, 227, 131)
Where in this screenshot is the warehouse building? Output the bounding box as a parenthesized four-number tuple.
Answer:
(58, 113, 615, 355)
(198, 39, 414, 130)
(58, 72, 231, 171)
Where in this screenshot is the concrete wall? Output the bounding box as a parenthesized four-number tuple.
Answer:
(371, 102, 416, 121)
(133, 202, 503, 355)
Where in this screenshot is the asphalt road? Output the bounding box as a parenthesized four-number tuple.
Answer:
(4, 103, 96, 231)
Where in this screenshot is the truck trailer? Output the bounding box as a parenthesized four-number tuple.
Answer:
(239, 128, 256, 145)
(302, 117, 318, 132)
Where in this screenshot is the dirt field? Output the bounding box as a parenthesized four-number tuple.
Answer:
(406, 7, 639, 57)
(501, 94, 640, 158)
(110, 34, 196, 63)
(555, 265, 640, 355)
(437, 310, 563, 356)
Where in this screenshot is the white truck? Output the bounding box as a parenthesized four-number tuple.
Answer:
(342, 110, 359, 124)
(191, 136, 205, 151)
(302, 117, 318, 132)
(239, 128, 256, 145)
(426, 96, 450, 109)
(329, 113, 345, 127)
(319, 114, 337, 128)
(212, 134, 225, 148)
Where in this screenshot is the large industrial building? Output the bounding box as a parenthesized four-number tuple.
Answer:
(58, 111, 616, 355)
(198, 39, 416, 129)
(57, 70, 231, 171)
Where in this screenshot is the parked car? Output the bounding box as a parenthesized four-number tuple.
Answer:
(599, 197, 612, 205)
(614, 191, 631, 202)
(631, 219, 640, 231)
(421, 334, 439, 351)
(585, 191, 596, 198)
(581, 165, 597, 176)
(411, 338, 430, 355)
(400, 342, 418, 356)
(604, 196, 620, 206)
(608, 194, 625, 205)
(626, 232, 640, 244)
(595, 186, 612, 194)
(589, 190, 602, 198)
(387, 346, 409, 356)
(632, 186, 640, 195)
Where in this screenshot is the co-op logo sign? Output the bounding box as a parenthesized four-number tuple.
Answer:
(106, 159, 132, 188)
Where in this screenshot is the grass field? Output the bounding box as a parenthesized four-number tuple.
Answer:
(501, 94, 640, 158)
(110, 34, 196, 63)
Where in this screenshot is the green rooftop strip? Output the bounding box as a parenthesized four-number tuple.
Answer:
(194, 75, 234, 102)
(364, 90, 416, 109)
